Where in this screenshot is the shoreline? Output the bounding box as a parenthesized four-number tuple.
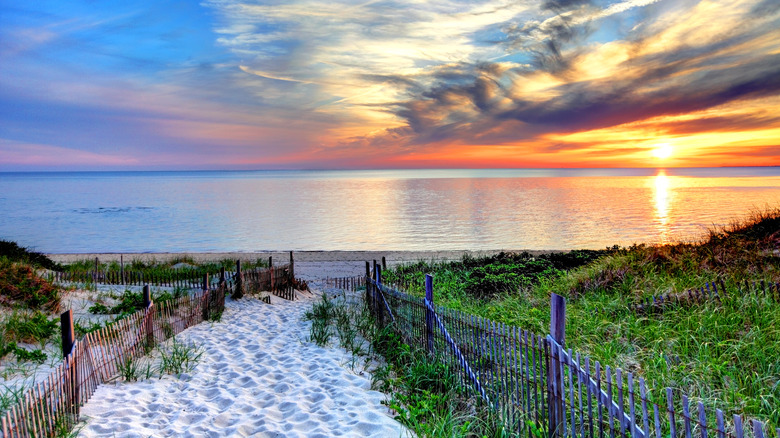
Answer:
(46, 249, 562, 264)
(47, 250, 563, 282)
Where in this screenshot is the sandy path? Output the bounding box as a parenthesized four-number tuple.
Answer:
(77, 294, 409, 438)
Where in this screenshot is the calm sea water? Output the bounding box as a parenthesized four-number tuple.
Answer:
(1, 168, 779, 253)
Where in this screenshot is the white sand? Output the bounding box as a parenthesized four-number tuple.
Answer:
(77, 293, 410, 438)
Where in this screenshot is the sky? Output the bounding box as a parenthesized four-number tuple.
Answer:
(1, 0, 779, 171)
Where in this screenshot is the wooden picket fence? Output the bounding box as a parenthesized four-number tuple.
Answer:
(244, 265, 296, 301)
(630, 279, 779, 314)
(364, 272, 779, 438)
(1, 283, 227, 438)
(49, 258, 299, 302)
(48, 268, 224, 289)
(324, 276, 366, 291)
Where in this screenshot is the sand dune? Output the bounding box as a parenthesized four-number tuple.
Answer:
(77, 293, 410, 438)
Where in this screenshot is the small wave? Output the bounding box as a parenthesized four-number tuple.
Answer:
(74, 207, 155, 214)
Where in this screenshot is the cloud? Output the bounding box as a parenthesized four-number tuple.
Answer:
(351, 0, 780, 157)
(2, 0, 778, 169)
(0, 139, 139, 169)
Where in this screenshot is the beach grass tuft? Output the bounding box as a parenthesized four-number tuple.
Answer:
(158, 337, 204, 376)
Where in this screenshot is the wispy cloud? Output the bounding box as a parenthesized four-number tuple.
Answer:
(0, 0, 778, 169)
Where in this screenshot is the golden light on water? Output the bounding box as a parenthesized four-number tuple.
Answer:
(654, 169, 670, 243)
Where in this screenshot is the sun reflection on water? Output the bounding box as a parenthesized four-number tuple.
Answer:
(654, 170, 670, 242)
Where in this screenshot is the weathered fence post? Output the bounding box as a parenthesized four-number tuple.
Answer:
(60, 309, 78, 416)
(372, 260, 378, 318)
(233, 260, 244, 299)
(60, 310, 75, 358)
(93, 257, 99, 284)
(365, 261, 372, 311)
(120, 254, 125, 285)
(382, 256, 387, 271)
(220, 267, 226, 287)
(548, 293, 566, 438)
(143, 285, 154, 349)
(269, 257, 274, 291)
(376, 264, 384, 327)
(202, 273, 210, 321)
(425, 274, 435, 354)
(290, 251, 295, 282)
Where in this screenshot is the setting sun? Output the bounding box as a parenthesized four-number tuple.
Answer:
(652, 144, 674, 159)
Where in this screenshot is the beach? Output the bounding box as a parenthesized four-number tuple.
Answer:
(37, 250, 545, 436)
(46, 252, 454, 437)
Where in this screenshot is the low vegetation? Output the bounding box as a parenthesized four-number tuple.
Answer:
(0, 257, 61, 312)
(115, 337, 204, 382)
(62, 256, 268, 276)
(0, 241, 59, 271)
(88, 286, 189, 317)
(0, 242, 63, 365)
(305, 291, 511, 436)
(382, 209, 780, 428)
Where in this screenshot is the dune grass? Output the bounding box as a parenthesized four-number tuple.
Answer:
(382, 209, 780, 428)
(62, 256, 269, 275)
(305, 291, 514, 437)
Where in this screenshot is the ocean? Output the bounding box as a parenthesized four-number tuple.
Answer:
(1, 168, 779, 253)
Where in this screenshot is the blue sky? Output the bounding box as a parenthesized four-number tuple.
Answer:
(1, 0, 779, 170)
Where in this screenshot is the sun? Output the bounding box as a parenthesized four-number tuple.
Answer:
(651, 143, 674, 159)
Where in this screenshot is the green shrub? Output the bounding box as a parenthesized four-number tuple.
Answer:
(0, 258, 61, 311)
(89, 289, 144, 315)
(0, 241, 59, 270)
(0, 342, 47, 363)
(2, 311, 57, 345)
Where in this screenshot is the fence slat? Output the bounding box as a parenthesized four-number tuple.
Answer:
(752, 420, 765, 438)
(734, 414, 744, 438)
(607, 366, 615, 438)
(697, 402, 707, 438)
(639, 378, 650, 438)
(628, 373, 637, 438)
(596, 361, 604, 438)
(577, 352, 584, 438)
(617, 368, 625, 438)
(683, 395, 692, 438)
(586, 357, 594, 438)
(569, 348, 576, 438)
(667, 388, 677, 438)
(715, 409, 726, 438)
